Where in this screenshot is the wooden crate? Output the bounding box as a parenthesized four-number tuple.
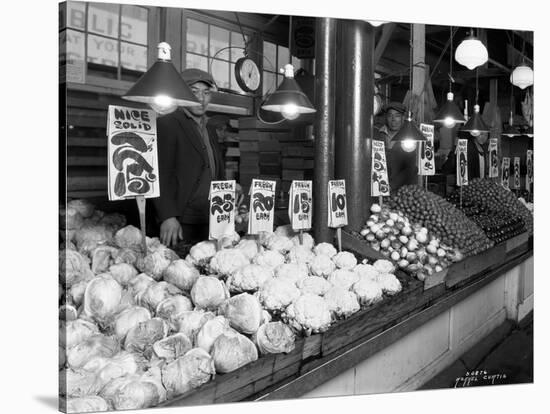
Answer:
(340, 230, 386, 261)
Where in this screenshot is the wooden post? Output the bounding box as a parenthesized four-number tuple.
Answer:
(136, 196, 147, 254)
(412, 24, 426, 187)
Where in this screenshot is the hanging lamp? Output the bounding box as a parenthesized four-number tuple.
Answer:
(260, 16, 316, 120)
(391, 24, 427, 153)
(434, 27, 466, 128)
(510, 31, 533, 89)
(501, 79, 521, 138)
(461, 68, 489, 136)
(123, 42, 200, 112)
(455, 29, 488, 70)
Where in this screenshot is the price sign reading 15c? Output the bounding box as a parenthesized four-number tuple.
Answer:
(288, 180, 312, 231)
(328, 180, 348, 228)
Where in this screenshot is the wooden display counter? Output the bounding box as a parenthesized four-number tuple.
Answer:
(163, 235, 533, 407)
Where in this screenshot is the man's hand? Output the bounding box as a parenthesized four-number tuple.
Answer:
(160, 217, 183, 247)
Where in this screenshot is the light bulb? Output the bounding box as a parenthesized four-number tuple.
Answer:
(401, 139, 417, 152)
(470, 130, 481, 137)
(150, 95, 178, 115)
(443, 117, 457, 128)
(281, 103, 299, 120)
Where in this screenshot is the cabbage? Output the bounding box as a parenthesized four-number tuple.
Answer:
(136, 248, 178, 280)
(90, 245, 118, 274)
(113, 306, 151, 340)
(174, 310, 216, 343)
(161, 348, 215, 399)
(257, 278, 301, 312)
(196, 316, 232, 353)
(155, 295, 193, 327)
(113, 248, 142, 266)
(61, 318, 100, 349)
(83, 277, 123, 325)
(60, 368, 102, 397)
(99, 212, 127, 232)
(218, 293, 264, 334)
(67, 280, 88, 308)
(226, 264, 273, 293)
(66, 396, 109, 413)
(66, 334, 120, 369)
(100, 371, 166, 410)
(128, 273, 156, 298)
(74, 225, 113, 257)
(108, 263, 138, 286)
(190, 276, 229, 310)
(188, 240, 217, 264)
(253, 322, 296, 354)
(114, 225, 144, 250)
(59, 304, 78, 322)
(124, 317, 168, 356)
(82, 351, 144, 388)
(163, 260, 200, 291)
(60, 249, 94, 288)
(61, 207, 84, 231)
(211, 331, 258, 373)
(139, 281, 182, 312)
(153, 333, 193, 361)
(67, 199, 96, 219)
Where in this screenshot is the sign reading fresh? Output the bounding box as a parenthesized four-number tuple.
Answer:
(288, 180, 313, 231)
(248, 179, 276, 234)
(209, 180, 236, 240)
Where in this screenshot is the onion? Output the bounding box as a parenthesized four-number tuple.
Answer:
(390, 251, 400, 261)
(371, 204, 382, 213)
(398, 259, 409, 268)
(399, 235, 408, 244)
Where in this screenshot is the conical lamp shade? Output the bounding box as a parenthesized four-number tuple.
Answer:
(391, 113, 426, 143)
(461, 105, 489, 136)
(261, 64, 316, 118)
(523, 125, 534, 137)
(434, 92, 466, 127)
(501, 124, 521, 137)
(123, 43, 200, 108)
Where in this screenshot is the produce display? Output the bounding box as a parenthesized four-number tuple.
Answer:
(388, 185, 494, 257)
(60, 200, 406, 412)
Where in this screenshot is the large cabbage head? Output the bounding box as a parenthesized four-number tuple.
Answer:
(136, 248, 178, 280)
(60, 206, 84, 231)
(138, 281, 182, 312)
(61, 318, 100, 349)
(60, 249, 94, 288)
(218, 293, 264, 334)
(65, 396, 109, 413)
(124, 317, 168, 356)
(90, 245, 119, 275)
(253, 322, 296, 354)
(114, 225, 144, 250)
(196, 316, 232, 353)
(190, 276, 229, 310)
(100, 372, 166, 411)
(283, 294, 332, 335)
(153, 333, 193, 361)
(99, 212, 127, 233)
(188, 240, 217, 264)
(113, 306, 151, 340)
(59, 368, 102, 398)
(113, 248, 142, 266)
(66, 334, 120, 369)
(211, 330, 258, 373)
(108, 263, 138, 287)
(174, 310, 216, 344)
(257, 278, 300, 312)
(162, 259, 200, 291)
(155, 295, 193, 329)
(83, 277, 123, 325)
(209, 248, 250, 276)
(81, 351, 144, 388)
(67, 199, 96, 219)
(226, 264, 273, 293)
(74, 225, 113, 257)
(128, 273, 156, 298)
(161, 348, 215, 399)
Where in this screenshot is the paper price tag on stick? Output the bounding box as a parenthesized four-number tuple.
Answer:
(248, 179, 276, 234)
(371, 141, 390, 196)
(456, 139, 468, 186)
(288, 180, 312, 231)
(418, 123, 435, 176)
(488, 138, 499, 178)
(328, 180, 348, 228)
(513, 157, 521, 189)
(501, 157, 510, 189)
(107, 105, 160, 201)
(209, 180, 236, 240)
(526, 150, 533, 191)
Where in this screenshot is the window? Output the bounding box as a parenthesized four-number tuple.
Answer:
(185, 17, 248, 93)
(60, 1, 149, 84)
(262, 40, 301, 96)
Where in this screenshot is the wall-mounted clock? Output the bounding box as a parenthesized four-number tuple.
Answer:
(235, 57, 261, 94)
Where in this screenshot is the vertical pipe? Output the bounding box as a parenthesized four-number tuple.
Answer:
(335, 20, 374, 231)
(313, 18, 337, 243)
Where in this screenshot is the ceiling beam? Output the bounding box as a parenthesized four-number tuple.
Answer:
(374, 23, 396, 66)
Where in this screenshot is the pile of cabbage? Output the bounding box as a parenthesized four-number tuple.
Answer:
(59, 199, 403, 412)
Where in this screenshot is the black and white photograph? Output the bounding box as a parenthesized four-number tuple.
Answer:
(5, 1, 548, 413)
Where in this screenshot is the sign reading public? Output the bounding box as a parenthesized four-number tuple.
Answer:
(288, 180, 312, 231)
(488, 138, 499, 178)
(371, 140, 390, 196)
(328, 180, 348, 228)
(456, 139, 468, 186)
(418, 123, 435, 176)
(107, 105, 159, 200)
(248, 179, 276, 234)
(501, 157, 510, 189)
(513, 157, 521, 189)
(209, 180, 236, 240)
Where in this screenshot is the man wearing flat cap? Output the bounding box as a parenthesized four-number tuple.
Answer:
(376, 101, 407, 149)
(152, 68, 225, 247)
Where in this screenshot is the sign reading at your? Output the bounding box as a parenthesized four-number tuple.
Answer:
(418, 123, 435, 176)
(501, 157, 510, 189)
(526, 150, 533, 191)
(513, 157, 521, 189)
(248, 179, 276, 234)
(107, 105, 159, 200)
(209, 181, 236, 240)
(328, 180, 348, 228)
(288, 181, 313, 231)
(488, 138, 499, 178)
(371, 140, 390, 196)
(456, 139, 468, 186)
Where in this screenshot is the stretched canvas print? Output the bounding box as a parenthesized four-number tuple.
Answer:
(59, 0, 534, 412)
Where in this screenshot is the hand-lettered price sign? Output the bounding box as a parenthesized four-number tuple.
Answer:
(488, 138, 499, 178)
(526, 150, 533, 191)
(501, 157, 510, 189)
(371, 140, 390, 196)
(248, 179, 276, 234)
(513, 157, 521, 189)
(456, 139, 468, 186)
(107, 105, 159, 200)
(288, 180, 312, 231)
(328, 180, 348, 228)
(418, 123, 435, 176)
(209, 180, 236, 240)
